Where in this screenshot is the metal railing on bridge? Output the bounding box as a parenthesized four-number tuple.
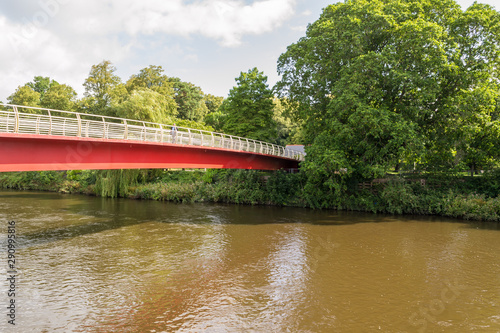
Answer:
(0, 104, 305, 161)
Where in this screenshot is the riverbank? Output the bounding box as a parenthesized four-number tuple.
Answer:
(1, 169, 499, 222)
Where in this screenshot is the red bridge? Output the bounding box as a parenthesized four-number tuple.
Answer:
(0, 104, 304, 172)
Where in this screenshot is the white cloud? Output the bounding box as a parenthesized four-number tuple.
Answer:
(290, 25, 307, 33)
(57, 0, 297, 47)
(0, 0, 297, 100)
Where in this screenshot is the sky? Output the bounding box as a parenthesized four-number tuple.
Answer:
(0, 0, 498, 102)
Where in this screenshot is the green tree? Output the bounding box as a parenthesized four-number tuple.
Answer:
(276, 0, 500, 197)
(82, 60, 121, 115)
(7, 86, 41, 107)
(26, 76, 58, 98)
(203, 94, 226, 132)
(223, 68, 276, 142)
(204, 94, 224, 114)
(272, 97, 304, 146)
(115, 88, 177, 123)
(204, 110, 227, 132)
(170, 78, 208, 122)
(124, 65, 178, 120)
(40, 84, 77, 111)
(203, 94, 226, 131)
(126, 65, 173, 94)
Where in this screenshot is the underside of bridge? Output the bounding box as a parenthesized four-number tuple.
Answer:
(0, 133, 300, 172)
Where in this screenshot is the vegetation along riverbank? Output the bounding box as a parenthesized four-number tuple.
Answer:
(1, 169, 500, 222)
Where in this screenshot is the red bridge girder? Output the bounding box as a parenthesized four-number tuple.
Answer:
(0, 133, 300, 172)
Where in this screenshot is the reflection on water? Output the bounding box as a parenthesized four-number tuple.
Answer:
(0, 190, 499, 332)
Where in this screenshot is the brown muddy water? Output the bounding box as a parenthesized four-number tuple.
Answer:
(0, 190, 499, 332)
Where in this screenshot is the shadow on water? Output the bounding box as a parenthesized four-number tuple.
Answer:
(2, 190, 499, 249)
(1, 191, 183, 248)
(17, 214, 146, 249)
(0, 192, 67, 201)
(466, 221, 500, 231)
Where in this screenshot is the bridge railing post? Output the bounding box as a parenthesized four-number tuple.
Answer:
(159, 124, 163, 143)
(124, 120, 128, 140)
(36, 115, 41, 135)
(76, 114, 81, 137)
(13, 106, 19, 133)
(102, 117, 106, 139)
(48, 110, 52, 135)
(188, 129, 192, 145)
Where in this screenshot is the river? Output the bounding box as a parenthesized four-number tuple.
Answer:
(0, 190, 499, 332)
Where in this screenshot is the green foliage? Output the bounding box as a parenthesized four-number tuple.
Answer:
(127, 65, 171, 91)
(204, 110, 227, 132)
(82, 60, 122, 115)
(204, 94, 224, 114)
(169, 78, 208, 122)
(223, 68, 277, 142)
(26, 76, 59, 98)
(272, 98, 303, 146)
(115, 89, 177, 124)
(8, 77, 76, 112)
(7, 86, 41, 108)
(94, 170, 144, 198)
(66, 170, 97, 187)
(446, 194, 500, 221)
(0, 171, 64, 190)
(203, 94, 226, 131)
(40, 84, 78, 111)
(172, 119, 214, 131)
(277, 0, 500, 182)
(126, 65, 177, 101)
(115, 65, 179, 123)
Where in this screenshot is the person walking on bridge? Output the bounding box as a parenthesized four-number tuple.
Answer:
(171, 124, 177, 143)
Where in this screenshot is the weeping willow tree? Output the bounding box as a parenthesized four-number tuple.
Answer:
(94, 169, 145, 198)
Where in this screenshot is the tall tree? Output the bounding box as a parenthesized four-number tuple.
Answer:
(26, 76, 58, 98)
(223, 68, 276, 142)
(276, 0, 500, 187)
(115, 89, 177, 124)
(40, 84, 77, 111)
(272, 97, 303, 146)
(82, 60, 121, 115)
(7, 86, 40, 107)
(125, 65, 178, 119)
(203, 94, 226, 131)
(169, 78, 208, 122)
(126, 65, 172, 93)
(203, 94, 224, 114)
